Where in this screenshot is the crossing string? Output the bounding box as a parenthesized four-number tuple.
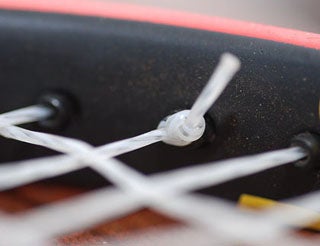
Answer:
(0, 53, 314, 245)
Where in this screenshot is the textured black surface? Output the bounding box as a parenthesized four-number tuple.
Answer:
(0, 10, 319, 200)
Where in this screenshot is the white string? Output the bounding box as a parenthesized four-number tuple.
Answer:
(0, 130, 314, 243)
(152, 147, 307, 193)
(1, 188, 141, 245)
(110, 227, 222, 246)
(95, 129, 166, 157)
(4, 184, 320, 246)
(0, 130, 306, 195)
(0, 53, 240, 173)
(0, 155, 76, 190)
(159, 53, 240, 146)
(0, 136, 306, 195)
(260, 190, 320, 229)
(0, 129, 166, 190)
(0, 121, 298, 243)
(93, 156, 318, 243)
(0, 105, 52, 127)
(0, 138, 312, 244)
(1, 183, 318, 245)
(0, 107, 307, 243)
(112, 227, 317, 246)
(0, 125, 93, 154)
(0, 187, 283, 245)
(0, 53, 315, 244)
(185, 53, 240, 128)
(0, 145, 305, 244)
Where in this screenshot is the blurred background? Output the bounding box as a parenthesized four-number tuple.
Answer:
(106, 0, 320, 33)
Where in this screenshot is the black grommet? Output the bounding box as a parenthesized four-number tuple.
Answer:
(291, 132, 320, 169)
(38, 92, 78, 129)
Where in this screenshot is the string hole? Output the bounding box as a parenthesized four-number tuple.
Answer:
(38, 91, 79, 130)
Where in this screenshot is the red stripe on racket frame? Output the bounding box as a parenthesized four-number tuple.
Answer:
(0, 0, 319, 50)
